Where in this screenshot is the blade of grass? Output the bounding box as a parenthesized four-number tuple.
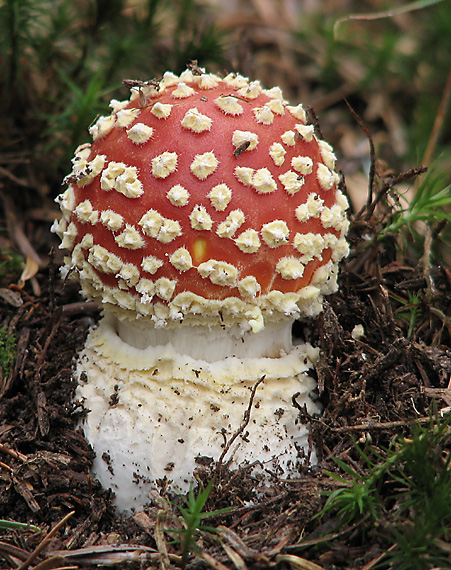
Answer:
(0, 520, 41, 532)
(421, 63, 451, 167)
(334, 0, 445, 39)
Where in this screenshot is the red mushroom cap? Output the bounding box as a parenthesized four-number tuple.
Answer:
(53, 69, 349, 332)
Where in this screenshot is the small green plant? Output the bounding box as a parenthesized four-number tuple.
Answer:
(320, 457, 379, 525)
(380, 167, 451, 246)
(169, 480, 232, 568)
(319, 439, 404, 525)
(0, 328, 16, 378)
(384, 420, 451, 570)
(319, 417, 451, 569)
(0, 249, 23, 285)
(394, 290, 423, 340)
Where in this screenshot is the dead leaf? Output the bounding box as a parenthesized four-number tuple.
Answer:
(0, 288, 23, 307)
(276, 553, 326, 570)
(18, 256, 39, 288)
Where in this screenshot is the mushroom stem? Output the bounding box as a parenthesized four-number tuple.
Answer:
(75, 312, 321, 512)
(115, 315, 294, 361)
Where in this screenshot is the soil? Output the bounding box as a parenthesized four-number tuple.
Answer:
(0, 169, 450, 569)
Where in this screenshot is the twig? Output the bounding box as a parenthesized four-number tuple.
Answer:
(429, 308, 451, 337)
(1, 192, 41, 266)
(363, 165, 427, 222)
(222, 543, 248, 570)
(285, 515, 370, 552)
(218, 526, 260, 559)
(48, 247, 56, 315)
(0, 165, 29, 187)
(334, 2, 441, 38)
(61, 300, 100, 316)
(329, 413, 448, 433)
(306, 106, 324, 141)
(0, 541, 31, 563)
(420, 224, 436, 303)
(0, 461, 13, 472)
(217, 376, 266, 465)
(201, 551, 232, 570)
(276, 553, 326, 570)
(12, 475, 41, 513)
(422, 62, 451, 167)
(0, 442, 28, 463)
(16, 511, 74, 570)
(344, 99, 376, 211)
(155, 511, 172, 570)
(36, 306, 63, 369)
(49, 544, 164, 566)
(424, 386, 451, 407)
(360, 544, 397, 570)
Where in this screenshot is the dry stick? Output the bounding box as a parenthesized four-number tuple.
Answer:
(306, 106, 324, 141)
(36, 307, 63, 369)
(201, 552, 232, 570)
(50, 544, 163, 566)
(286, 515, 370, 553)
(329, 413, 448, 433)
(360, 544, 397, 570)
(222, 543, 248, 569)
(48, 247, 56, 315)
(333, 3, 436, 38)
(420, 224, 437, 304)
(345, 100, 428, 226)
(424, 386, 451, 407)
(0, 461, 13, 472)
(218, 525, 258, 558)
(16, 511, 75, 570)
(0, 442, 28, 463)
(344, 99, 376, 213)
(276, 553, 326, 570)
(0, 541, 31, 563)
(1, 193, 41, 267)
(217, 375, 266, 466)
(429, 308, 451, 337)
(155, 511, 172, 570)
(364, 165, 428, 222)
(0, 165, 29, 187)
(61, 300, 100, 316)
(422, 62, 451, 168)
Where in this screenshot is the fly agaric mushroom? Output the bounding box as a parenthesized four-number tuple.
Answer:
(53, 68, 349, 512)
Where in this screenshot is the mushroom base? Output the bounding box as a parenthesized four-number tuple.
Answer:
(75, 313, 322, 513)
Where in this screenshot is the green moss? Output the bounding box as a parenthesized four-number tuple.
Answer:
(0, 249, 23, 285)
(0, 328, 16, 377)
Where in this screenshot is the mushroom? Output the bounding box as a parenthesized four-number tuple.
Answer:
(52, 68, 349, 512)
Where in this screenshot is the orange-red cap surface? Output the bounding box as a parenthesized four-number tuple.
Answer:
(53, 69, 349, 331)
